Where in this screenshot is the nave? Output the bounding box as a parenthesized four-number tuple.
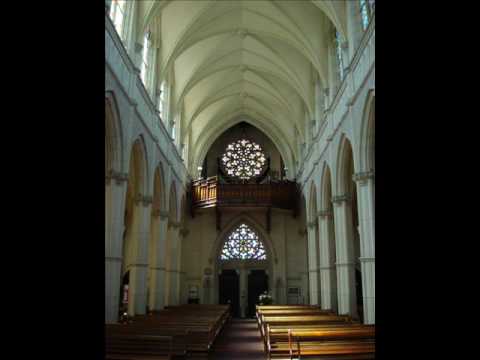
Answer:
(105, 304, 375, 359)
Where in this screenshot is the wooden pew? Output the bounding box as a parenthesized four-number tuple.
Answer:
(106, 304, 230, 358)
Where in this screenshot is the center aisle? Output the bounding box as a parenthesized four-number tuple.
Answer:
(208, 318, 266, 360)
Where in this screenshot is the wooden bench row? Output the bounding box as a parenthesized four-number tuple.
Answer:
(256, 305, 375, 359)
(106, 304, 230, 359)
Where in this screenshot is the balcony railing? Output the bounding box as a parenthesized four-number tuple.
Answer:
(190, 176, 298, 212)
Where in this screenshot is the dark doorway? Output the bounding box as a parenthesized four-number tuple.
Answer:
(219, 269, 240, 317)
(247, 270, 269, 318)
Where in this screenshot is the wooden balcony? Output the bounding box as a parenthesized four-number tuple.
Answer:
(190, 176, 298, 213)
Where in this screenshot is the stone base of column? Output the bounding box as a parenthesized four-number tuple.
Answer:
(336, 262, 357, 317)
(319, 266, 337, 312)
(149, 267, 166, 311)
(129, 264, 148, 316)
(105, 258, 122, 323)
(360, 257, 375, 324)
(308, 269, 320, 305)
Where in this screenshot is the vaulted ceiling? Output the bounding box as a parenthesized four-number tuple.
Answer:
(135, 0, 348, 176)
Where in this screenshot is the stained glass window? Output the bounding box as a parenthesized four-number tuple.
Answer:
(220, 224, 267, 260)
(221, 139, 266, 180)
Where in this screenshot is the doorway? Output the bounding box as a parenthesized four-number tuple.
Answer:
(247, 269, 268, 318)
(218, 269, 240, 317)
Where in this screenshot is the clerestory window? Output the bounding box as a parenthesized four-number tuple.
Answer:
(140, 31, 151, 86)
(109, 0, 126, 39)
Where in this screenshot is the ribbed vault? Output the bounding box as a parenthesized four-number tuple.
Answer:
(134, 1, 348, 177)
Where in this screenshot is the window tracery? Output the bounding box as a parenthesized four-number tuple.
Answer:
(221, 139, 266, 180)
(220, 224, 267, 260)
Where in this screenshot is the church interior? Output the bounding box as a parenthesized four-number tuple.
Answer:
(105, 0, 375, 358)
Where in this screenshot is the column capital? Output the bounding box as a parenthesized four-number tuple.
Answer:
(180, 227, 189, 237)
(105, 170, 128, 185)
(298, 227, 307, 236)
(353, 170, 375, 184)
(135, 194, 153, 207)
(317, 210, 332, 218)
(152, 209, 169, 219)
(332, 194, 350, 204)
(359, 257, 375, 263)
(168, 220, 182, 229)
(307, 220, 317, 229)
(335, 262, 355, 267)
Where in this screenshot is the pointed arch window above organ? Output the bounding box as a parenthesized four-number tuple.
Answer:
(109, 0, 126, 40)
(220, 224, 267, 261)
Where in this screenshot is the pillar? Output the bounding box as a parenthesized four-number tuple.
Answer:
(167, 222, 181, 305)
(318, 210, 338, 312)
(148, 210, 169, 311)
(128, 195, 152, 316)
(105, 171, 128, 323)
(307, 221, 320, 305)
(354, 171, 375, 324)
(332, 195, 357, 317)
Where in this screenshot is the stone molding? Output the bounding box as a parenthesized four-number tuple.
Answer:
(168, 220, 182, 229)
(307, 220, 317, 229)
(105, 170, 128, 185)
(152, 209, 169, 219)
(318, 265, 336, 270)
(335, 262, 355, 267)
(353, 170, 375, 185)
(332, 194, 350, 204)
(359, 257, 375, 263)
(317, 210, 332, 218)
(150, 266, 166, 271)
(135, 194, 153, 207)
(130, 263, 148, 268)
(105, 256, 122, 262)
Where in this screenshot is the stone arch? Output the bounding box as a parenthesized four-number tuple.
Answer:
(360, 90, 375, 173)
(335, 134, 356, 197)
(105, 91, 124, 175)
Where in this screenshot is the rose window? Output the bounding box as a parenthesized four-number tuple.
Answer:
(221, 139, 267, 180)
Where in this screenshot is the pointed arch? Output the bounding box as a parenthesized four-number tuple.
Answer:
(168, 181, 178, 222)
(360, 90, 375, 173)
(320, 162, 333, 211)
(105, 91, 124, 174)
(336, 134, 356, 196)
(209, 213, 277, 264)
(128, 136, 149, 196)
(152, 163, 166, 213)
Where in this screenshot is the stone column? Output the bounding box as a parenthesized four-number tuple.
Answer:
(332, 195, 357, 317)
(148, 210, 169, 311)
(128, 195, 152, 316)
(167, 222, 181, 305)
(354, 171, 375, 324)
(105, 171, 128, 323)
(317, 210, 337, 312)
(307, 221, 320, 305)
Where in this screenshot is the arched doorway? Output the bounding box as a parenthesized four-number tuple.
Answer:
(217, 222, 272, 318)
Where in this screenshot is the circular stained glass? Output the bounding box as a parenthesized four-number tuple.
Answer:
(221, 139, 266, 180)
(220, 224, 267, 260)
